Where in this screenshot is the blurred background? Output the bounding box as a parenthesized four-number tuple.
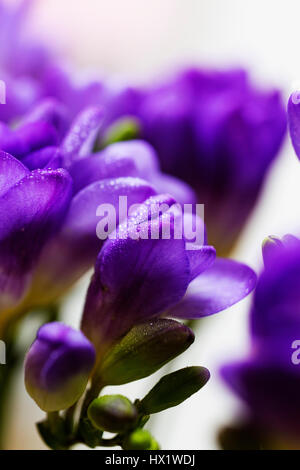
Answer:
(4, 0, 300, 449)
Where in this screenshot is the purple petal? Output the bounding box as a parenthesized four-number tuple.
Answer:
(102, 140, 159, 177)
(186, 246, 216, 282)
(150, 172, 197, 205)
(165, 258, 257, 319)
(65, 176, 156, 237)
(251, 243, 300, 342)
(262, 235, 284, 267)
(61, 106, 104, 167)
(288, 94, 300, 160)
(69, 139, 159, 193)
(81, 216, 190, 353)
(26, 178, 156, 307)
(20, 98, 69, 139)
(22, 147, 63, 171)
(127, 193, 177, 226)
(182, 212, 207, 246)
(0, 121, 59, 159)
(0, 168, 72, 311)
(0, 151, 29, 198)
(69, 152, 137, 194)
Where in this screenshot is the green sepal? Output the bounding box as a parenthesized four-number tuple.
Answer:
(37, 420, 69, 450)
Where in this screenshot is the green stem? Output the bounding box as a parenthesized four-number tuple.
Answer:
(64, 402, 77, 435)
(47, 412, 60, 434)
(80, 384, 102, 420)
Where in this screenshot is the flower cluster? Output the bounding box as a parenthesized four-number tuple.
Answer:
(24, 194, 256, 449)
(0, 0, 293, 451)
(0, 100, 201, 330)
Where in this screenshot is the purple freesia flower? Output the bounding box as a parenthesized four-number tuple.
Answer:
(0, 103, 196, 315)
(221, 235, 300, 443)
(105, 68, 286, 255)
(0, 151, 72, 331)
(81, 194, 257, 358)
(25, 322, 95, 412)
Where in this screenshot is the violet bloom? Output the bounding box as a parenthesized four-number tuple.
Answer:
(222, 236, 300, 445)
(0, 151, 72, 332)
(81, 194, 257, 360)
(25, 322, 95, 412)
(105, 68, 286, 255)
(0, 103, 194, 313)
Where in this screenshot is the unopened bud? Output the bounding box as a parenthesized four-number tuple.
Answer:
(98, 319, 194, 386)
(139, 366, 210, 414)
(88, 395, 138, 433)
(25, 323, 95, 412)
(123, 429, 160, 450)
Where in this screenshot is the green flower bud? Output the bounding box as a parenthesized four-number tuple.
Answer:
(139, 366, 210, 414)
(102, 117, 140, 147)
(98, 319, 194, 386)
(123, 429, 159, 450)
(148, 437, 160, 450)
(87, 395, 138, 433)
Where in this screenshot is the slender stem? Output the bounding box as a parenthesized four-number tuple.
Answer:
(80, 380, 104, 419)
(64, 403, 77, 435)
(47, 412, 60, 434)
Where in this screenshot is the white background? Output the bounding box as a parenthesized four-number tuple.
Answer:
(5, 0, 300, 450)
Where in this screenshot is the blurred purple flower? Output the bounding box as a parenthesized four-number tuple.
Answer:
(105, 68, 286, 255)
(0, 0, 107, 123)
(81, 195, 257, 358)
(287, 92, 300, 161)
(221, 235, 300, 442)
(25, 322, 95, 411)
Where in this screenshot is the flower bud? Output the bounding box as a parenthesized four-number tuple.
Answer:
(97, 319, 194, 386)
(139, 366, 210, 414)
(25, 322, 95, 412)
(123, 429, 160, 450)
(87, 395, 138, 433)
